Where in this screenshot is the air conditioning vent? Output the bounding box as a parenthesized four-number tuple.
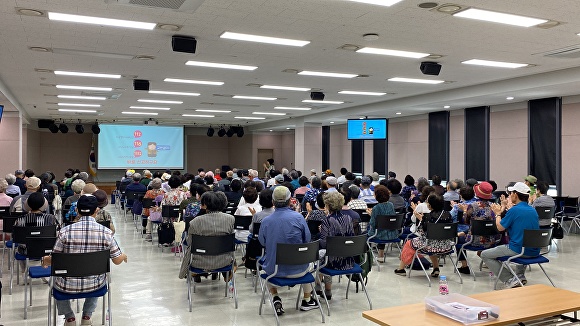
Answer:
(539, 45, 580, 59)
(106, 0, 205, 11)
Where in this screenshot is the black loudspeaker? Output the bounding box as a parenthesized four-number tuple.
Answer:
(48, 123, 59, 133)
(91, 124, 100, 134)
(420, 62, 442, 76)
(172, 35, 197, 54)
(207, 127, 214, 137)
(310, 92, 325, 101)
(133, 79, 150, 91)
(38, 119, 54, 129)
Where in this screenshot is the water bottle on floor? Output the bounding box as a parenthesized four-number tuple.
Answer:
(439, 275, 449, 295)
(228, 280, 234, 298)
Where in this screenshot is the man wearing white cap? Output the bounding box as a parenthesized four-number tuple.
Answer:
(481, 182, 539, 289)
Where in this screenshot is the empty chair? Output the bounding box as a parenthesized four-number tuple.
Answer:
(494, 229, 555, 289)
(560, 196, 579, 233)
(535, 206, 555, 228)
(1, 214, 18, 279)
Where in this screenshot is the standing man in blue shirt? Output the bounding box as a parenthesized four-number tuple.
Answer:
(481, 182, 539, 289)
(259, 186, 319, 315)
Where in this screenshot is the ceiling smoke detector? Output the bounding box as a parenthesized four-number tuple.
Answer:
(156, 23, 182, 31)
(17, 8, 46, 16)
(418, 2, 438, 9)
(29, 46, 51, 52)
(362, 33, 379, 41)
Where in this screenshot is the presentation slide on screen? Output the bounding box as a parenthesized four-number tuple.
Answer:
(347, 119, 387, 140)
(98, 124, 184, 169)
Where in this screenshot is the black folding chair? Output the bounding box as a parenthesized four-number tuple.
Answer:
(141, 198, 154, 236)
(124, 191, 145, 222)
(1, 214, 18, 278)
(456, 219, 500, 281)
(536, 206, 555, 227)
(48, 250, 111, 326)
(162, 205, 180, 221)
(366, 213, 405, 271)
(23, 236, 56, 319)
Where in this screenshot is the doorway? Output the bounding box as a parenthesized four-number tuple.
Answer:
(257, 149, 274, 178)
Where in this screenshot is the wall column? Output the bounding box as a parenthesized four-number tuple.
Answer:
(294, 120, 322, 173)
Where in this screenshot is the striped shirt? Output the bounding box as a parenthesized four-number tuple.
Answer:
(319, 212, 355, 270)
(52, 216, 122, 293)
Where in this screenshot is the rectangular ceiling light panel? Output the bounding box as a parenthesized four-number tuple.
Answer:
(185, 60, 257, 71)
(356, 47, 429, 58)
(298, 71, 357, 78)
(388, 77, 444, 84)
(220, 32, 310, 47)
(461, 59, 529, 68)
(164, 78, 224, 86)
(48, 12, 156, 30)
(54, 71, 121, 79)
(348, 0, 404, 6)
(453, 8, 548, 27)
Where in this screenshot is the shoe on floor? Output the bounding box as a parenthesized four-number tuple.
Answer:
(504, 276, 523, 289)
(300, 298, 319, 311)
(394, 269, 407, 276)
(430, 268, 440, 278)
(458, 266, 471, 274)
(81, 316, 93, 325)
(273, 296, 285, 315)
(516, 274, 527, 285)
(193, 275, 202, 283)
(144, 234, 152, 242)
(64, 317, 77, 326)
(324, 290, 332, 301)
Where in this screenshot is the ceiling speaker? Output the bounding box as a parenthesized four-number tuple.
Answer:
(75, 124, 84, 134)
(91, 124, 100, 134)
(217, 127, 226, 137)
(133, 79, 150, 91)
(310, 91, 325, 101)
(226, 127, 234, 137)
(48, 123, 59, 133)
(59, 124, 69, 134)
(236, 127, 244, 137)
(420, 62, 442, 76)
(38, 119, 54, 128)
(172, 35, 197, 54)
(207, 127, 215, 137)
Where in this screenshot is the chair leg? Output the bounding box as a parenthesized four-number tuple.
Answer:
(295, 284, 303, 310)
(231, 271, 238, 309)
(310, 282, 325, 323)
(102, 295, 106, 326)
(358, 273, 373, 310)
(24, 265, 28, 319)
(537, 264, 556, 287)
(448, 253, 463, 284)
(187, 272, 192, 312)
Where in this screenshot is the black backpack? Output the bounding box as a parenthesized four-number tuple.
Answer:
(157, 222, 175, 245)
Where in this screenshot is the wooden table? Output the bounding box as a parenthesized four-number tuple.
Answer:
(363, 285, 580, 326)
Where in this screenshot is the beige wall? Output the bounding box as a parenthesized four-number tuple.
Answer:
(561, 102, 580, 196)
(388, 117, 429, 180)
(329, 126, 351, 175)
(449, 113, 465, 181)
(489, 106, 528, 189)
(0, 116, 22, 175)
(25, 128, 41, 174)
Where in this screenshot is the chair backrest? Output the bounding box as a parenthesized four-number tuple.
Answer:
(443, 201, 452, 212)
(142, 198, 154, 209)
(307, 220, 322, 236)
(469, 219, 499, 237)
(12, 225, 57, 244)
(234, 215, 252, 231)
(51, 250, 110, 277)
(24, 236, 56, 259)
(162, 205, 180, 218)
(0, 206, 9, 217)
(563, 196, 579, 208)
(367, 202, 377, 209)
(523, 229, 552, 249)
(275, 241, 319, 265)
(115, 180, 121, 190)
(1, 216, 18, 233)
(295, 194, 305, 203)
(252, 222, 261, 237)
(426, 222, 457, 241)
(325, 235, 367, 258)
(190, 233, 235, 256)
(353, 209, 370, 223)
(535, 206, 555, 221)
(97, 220, 111, 229)
(125, 191, 145, 201)
(376, 214, 405, 231)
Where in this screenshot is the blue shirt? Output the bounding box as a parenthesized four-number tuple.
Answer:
(500, 202, 540, 256)
(259, 207, 311, 276)
(290, 179, 300, 191)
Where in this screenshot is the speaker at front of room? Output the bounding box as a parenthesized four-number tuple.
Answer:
(310, 92, 325, 101)
(38, 119, 54, 129)
(420, 62, 442, 76)
(133, 79, 150, 91)
(172, 35, 197, 54)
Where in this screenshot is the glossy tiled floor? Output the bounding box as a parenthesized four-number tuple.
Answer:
(1, 206, 578, 326)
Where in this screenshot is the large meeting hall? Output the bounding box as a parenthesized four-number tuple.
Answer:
(1, 1, 580, 325)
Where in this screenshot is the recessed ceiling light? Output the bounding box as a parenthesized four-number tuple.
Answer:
(444, 105, 451, 109)
(122, 111, 158, 116)
(54, 70, 121, 79)
(298, 71, 358, 78)
(48, 12, 156, 30)
(195, 109, 232, 113)
(29, 46, 51, 52)
(506, 96, 514, 100)
(338, 90, 387, 96)
(185, 60, 257, 71)
(157, 23, 181, 31)
(269, 130, 273, 132)
(453, 8, 548, 27)
(129, 106, 171, 110)
(302, 100, 344, 104)
(418, 2, 439, 9)
(58, 109, 97, 113)
(461, 59, 529, 68)
(233, 95, 277, 101)
(148, 90, 200, 96)
(18, 8, 45, 16)
(138, 99, 183, 104)
(182, 114, 215, 118)
(286, 127, 291, 130)
(356, 47, 430, 58)
(134, 55, 155, 60)
(57, 95, 106, 100)
(58, 103, 101, 107)
(164, 78, 224, 86)
(362, 33, 380, 41)
(437, 4, 462, 12)
(348, 0, 404, 7)
(56, 85, 113, 91)
(235, 116, 266, 120)
(220, 32, 310, 47)
(359, 117, 365, 120)
(388, 77, 445, 84)
(274, 106, 312, 111)
(253, 112, 286, 116)
(395, 112, 402, 115)
(261, 85, 311, 92)
(330, 121, 335, 124)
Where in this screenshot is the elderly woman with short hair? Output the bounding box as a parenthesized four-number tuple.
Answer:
(0, 179, 13, 206)
(63, 179, 86, 207)
(316, 191, 355, 300)
(366, 185, 396, 263)
(5, 173, 21, 197)
(144, 178, 165, 242)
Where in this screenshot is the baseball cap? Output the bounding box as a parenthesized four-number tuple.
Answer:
(473, 182, 493, 200)
(15, 169, 24, 176)
(77, 194, 99, 215)
(26, 176, 41, 190)
(524, 175, 537, 184)
(326, 176, 338, 186)
(273, 186, 291, 202)
(92, 189, 109, 208)
(310, 169, 316, 174)
(274, 174, 284, 183)
(507, 182, 530, 195)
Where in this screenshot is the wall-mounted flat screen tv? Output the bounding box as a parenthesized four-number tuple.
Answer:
(347, 119, 387, 140)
